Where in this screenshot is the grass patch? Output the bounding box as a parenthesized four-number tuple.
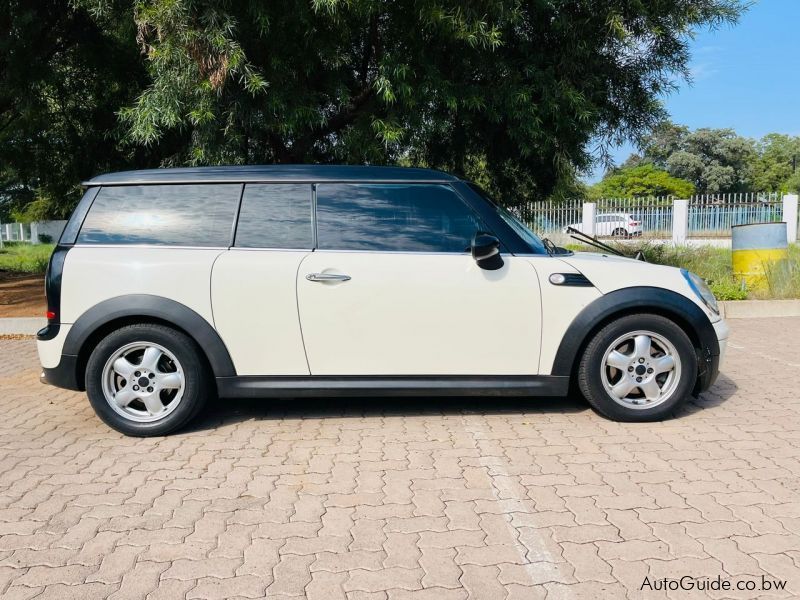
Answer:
(565, 241, 800, 301)
(0, 242, 54, 274)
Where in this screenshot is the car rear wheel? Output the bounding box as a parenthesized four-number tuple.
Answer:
(612, 227, 628, 238)
(577, 314, 697, 421)
(85, 323, 211, 436)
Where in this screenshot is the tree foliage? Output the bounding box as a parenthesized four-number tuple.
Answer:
(0, 0, 155, 219)
(75, 0, 743, 205)
(2, 0, 745, 217)
(751, 133, 800, 192)
(635, 123, 756, 193)
(590, 163, 695, 199)
(619, 122, 800, 195)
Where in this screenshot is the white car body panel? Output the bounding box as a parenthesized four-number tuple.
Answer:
(296, 252, 542, 375)
(60, 245, 222, 324)
(560, 252, 721, 323)
(527, 256, 603, 373)
(211, 250, 311, 375)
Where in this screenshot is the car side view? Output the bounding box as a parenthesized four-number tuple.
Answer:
(37, 166, 729, 436)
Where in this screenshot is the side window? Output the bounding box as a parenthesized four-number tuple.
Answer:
(235, 184, 313, 249)
(316, 183, 487, 252)
(77, 184, 240, 247)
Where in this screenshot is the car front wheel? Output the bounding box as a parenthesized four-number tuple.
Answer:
(577, 313, 698, 421)
(85, 323, 211, 436)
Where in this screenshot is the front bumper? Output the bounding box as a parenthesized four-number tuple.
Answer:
(694, 317, 729, 395)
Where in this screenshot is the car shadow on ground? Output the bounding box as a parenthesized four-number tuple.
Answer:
(680, 373, 739, 416)
(182, 373, 739, 433)
(185, 393, 590, 433)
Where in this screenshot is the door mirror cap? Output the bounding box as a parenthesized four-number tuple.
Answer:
(471, 232, 504, 270)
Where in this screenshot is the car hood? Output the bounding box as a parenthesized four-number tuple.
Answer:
(557, 251, 720, 321)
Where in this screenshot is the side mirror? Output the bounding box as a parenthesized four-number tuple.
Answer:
(471, 232, 504, 270)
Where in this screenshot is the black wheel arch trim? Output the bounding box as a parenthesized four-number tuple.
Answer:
(551, 286, 720, 383)
(62, 294, 237, 383)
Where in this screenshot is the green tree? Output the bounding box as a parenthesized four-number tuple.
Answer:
(751, 133, 800, 192)
(0, 1, 157, 219)
(632, 123, 755, 194)
(590, 163, 695, 198)
(74, 0, 743, 205)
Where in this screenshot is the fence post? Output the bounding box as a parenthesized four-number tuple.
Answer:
(582, 202, 596, 236)
(672, 199, 689, 245)
(783, 194, 798, 244)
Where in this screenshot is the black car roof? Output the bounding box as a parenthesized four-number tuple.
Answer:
(83, 165, 459, 186)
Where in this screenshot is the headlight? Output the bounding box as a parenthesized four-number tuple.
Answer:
(681, 269, 719, 315)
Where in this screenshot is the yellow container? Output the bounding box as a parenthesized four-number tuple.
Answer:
(731, 222, 788, 288)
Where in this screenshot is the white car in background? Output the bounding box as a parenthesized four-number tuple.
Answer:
(566, 212, 642, 237)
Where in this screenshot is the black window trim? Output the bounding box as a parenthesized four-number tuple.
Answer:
(228, 183, 245, 248)
(68, 179, 542, 255)
(60, 186, 101, 246)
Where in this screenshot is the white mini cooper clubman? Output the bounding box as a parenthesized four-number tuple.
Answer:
(37, 166, 729, 436)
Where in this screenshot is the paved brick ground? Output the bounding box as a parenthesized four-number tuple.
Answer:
(1, 317, 799, 599)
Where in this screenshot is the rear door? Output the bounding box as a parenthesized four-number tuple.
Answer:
(211, 184, 312, 375)
(296, 183, 542, 376)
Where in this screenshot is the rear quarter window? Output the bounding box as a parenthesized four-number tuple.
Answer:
(77, 184, 240, 247)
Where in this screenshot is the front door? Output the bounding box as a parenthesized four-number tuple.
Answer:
(296, 183, 542, 375)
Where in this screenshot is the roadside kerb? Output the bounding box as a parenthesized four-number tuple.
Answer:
(0, 301, 799, 337)
(0, 317, 45, 336)
(718, 299, 800, 319)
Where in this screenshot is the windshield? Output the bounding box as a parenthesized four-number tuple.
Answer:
(467, 183, 547, 254)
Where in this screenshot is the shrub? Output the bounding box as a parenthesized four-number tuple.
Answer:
(0, 243, 54, 274)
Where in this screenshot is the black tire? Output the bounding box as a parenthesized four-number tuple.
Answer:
(577, 313, 697, 422)
(85, 323, 211, 436)
(612, 227, 629, 238)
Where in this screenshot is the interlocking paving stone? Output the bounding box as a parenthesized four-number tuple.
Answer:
(0, 318, 798, 598)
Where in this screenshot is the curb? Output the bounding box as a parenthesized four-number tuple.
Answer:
(718, 299, 800, 319)
(0, 317, 45, 336)
(1, 301, 799, 336)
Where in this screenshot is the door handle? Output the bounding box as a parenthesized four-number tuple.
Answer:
(306, 273, 351, 282)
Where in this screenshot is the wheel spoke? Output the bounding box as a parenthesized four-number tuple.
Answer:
(606, 350, 630, 370)
(159, 372, 182, 390)
(142, 394, 165, 415)
(113, 388, 137, 408)
(640, 379, 662, 400)
(634, 335, 652, 359)
(140, 347, 163, 372)
(112, 357, 137, 378)
(611, 378, 635, 399)
(651, 355, 675, 374)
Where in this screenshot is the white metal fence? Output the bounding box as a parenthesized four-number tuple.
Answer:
(0, 220, 67, 244)
(688, 193, 783, 238)
(518, 192, 794, 239)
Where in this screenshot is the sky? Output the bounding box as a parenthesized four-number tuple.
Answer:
(586, 0, 800, 182)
